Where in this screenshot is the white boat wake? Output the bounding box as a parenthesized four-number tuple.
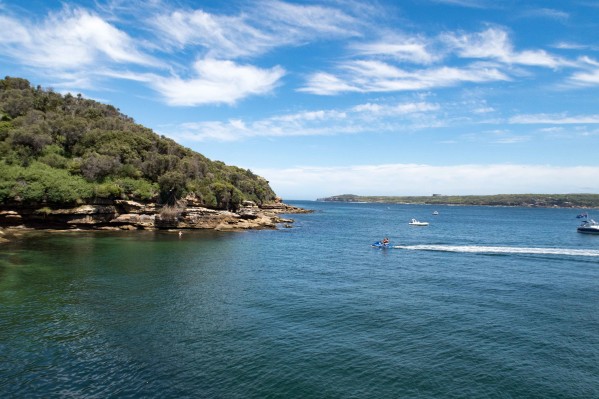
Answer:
(392, 244, 599, 257)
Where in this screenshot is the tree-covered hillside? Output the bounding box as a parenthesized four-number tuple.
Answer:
(0, 77, 276, 210)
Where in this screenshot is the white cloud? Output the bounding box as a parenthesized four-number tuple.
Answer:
(0, 7, 155, 70)
(300, 60, 509, 95)
(0, 15, 30, 42)
(493, 135, 530, 144)
(300, 26, 578, 96)
(553, 42, 589, 50)
(519, 8, 570, 21)
(568, 69, 599, 86)
(428, 0, 492, 8)
(150, 0, 361, 58)
(442, 27, 566, 68)
(165, 100, 440, 141)
(298, 72, 360, 95)
(258, 0, 361, 38)
(510, 113, 599, 124)
(0, 1, 591, 109)
(254, 164, 599, 199)
(472, 106, 495, 114)
(150, 9, 273, 58)
(350, 35, 438, 64)
(351, 101, 440, 115)
(150, 58, 285, 106)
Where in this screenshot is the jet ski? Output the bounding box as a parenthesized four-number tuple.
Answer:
(371, 241, 391, 248)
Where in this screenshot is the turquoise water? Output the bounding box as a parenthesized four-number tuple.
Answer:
(1, 201, 598, 398)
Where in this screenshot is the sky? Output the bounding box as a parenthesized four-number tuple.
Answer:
(1, 0, 599, 200)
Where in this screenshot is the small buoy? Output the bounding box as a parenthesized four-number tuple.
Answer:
(178, 231, 182, 237)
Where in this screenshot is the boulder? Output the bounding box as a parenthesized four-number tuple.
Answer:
(183, 193, 204, 207)
(110, 214, 155, 228)
(237, 207, 259, 219)
(50, 205, 118, 215)
(114, 200, 145, 213)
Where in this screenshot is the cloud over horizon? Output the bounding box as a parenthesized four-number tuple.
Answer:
(256, 163, 599, 199)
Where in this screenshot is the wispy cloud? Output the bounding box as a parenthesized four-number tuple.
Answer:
(349, 35, 438, 64)
(150, 9, 274, 58)
(553, 41, 594, 50)
(301, 26, 575, 95)
(149, 0, 362, 59)
(351, 101, 440, 115)
(518, 8, 570, 21)
(164, 100, 441, 141)
(0, 1, 594, 109)
(0, 0, 371, 105)
(510, 113, 599, 124)
(255, 163, 599, 198)
(493, 135, 530, 144)
(300, 59, 508, 95)
(0, 7, 156, 70)
(567, 68, 599, 86)
(427, 0, 492, 8)
(256, 0, 363, 38)
(442, 28, 567, 68)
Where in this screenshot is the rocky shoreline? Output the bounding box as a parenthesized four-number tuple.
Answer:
(0, 196, 312, 239)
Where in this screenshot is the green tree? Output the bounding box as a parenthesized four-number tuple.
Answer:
(0, 76, 279, 209)
(158, 171, 187, 205)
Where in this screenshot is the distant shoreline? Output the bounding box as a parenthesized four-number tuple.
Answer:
(317, 194, 599, 209)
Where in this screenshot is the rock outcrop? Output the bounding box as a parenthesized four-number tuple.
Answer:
(0, 199, 311, 231)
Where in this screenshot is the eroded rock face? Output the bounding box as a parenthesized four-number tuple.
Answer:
(114, 200, 146, 214)
(110, 214, 155, 228)
(0, 200, 311, 231)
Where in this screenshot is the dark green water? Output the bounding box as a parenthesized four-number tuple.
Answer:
(1, 201, 598, 398)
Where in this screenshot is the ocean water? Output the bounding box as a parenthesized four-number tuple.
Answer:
(1, 201, 598, 398)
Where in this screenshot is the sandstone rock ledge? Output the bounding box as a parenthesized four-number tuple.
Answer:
(0, 199, 312, 232)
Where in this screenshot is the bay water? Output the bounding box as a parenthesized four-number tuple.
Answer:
(1, 201, 598, 398)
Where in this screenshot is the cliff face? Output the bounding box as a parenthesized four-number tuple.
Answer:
(0, 197, 310, 231)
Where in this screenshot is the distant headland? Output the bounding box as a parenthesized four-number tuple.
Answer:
(317, 194, 599, 208)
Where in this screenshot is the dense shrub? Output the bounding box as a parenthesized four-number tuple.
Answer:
(0, 76, 277, 208)
(80, 152, 122, 181)
(0, 161, 94, 203)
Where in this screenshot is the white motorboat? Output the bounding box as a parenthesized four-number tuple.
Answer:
(409, 218, 429, 226)
(432, 211, 439, 215)
(577, 218, 599, 234)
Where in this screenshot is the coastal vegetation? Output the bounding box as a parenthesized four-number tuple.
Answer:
(0, 76, 276, 210)
(319, 194, 599, 208)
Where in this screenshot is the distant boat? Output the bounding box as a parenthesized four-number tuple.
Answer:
(409, 218, 429, 226)
(577, 218, 599, 234)
(432, 211, 439, 215)
(576, 212, 588, 218)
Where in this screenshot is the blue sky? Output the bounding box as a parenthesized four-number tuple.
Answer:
(2, 0, 599, 200)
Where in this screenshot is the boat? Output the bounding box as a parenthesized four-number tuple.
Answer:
(432, 211, 439, 215)
(409, 218, 429, 226)
(577, 218, 599, 234)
